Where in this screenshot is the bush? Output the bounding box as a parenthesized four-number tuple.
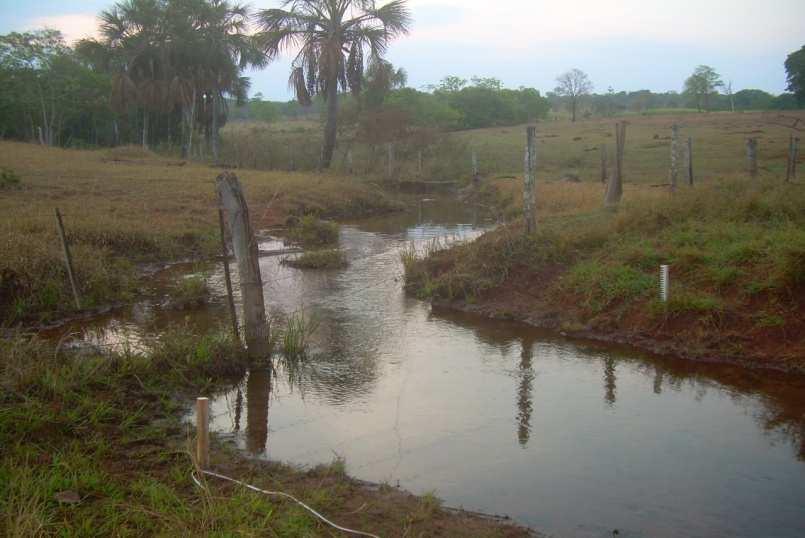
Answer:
(286, 216, 339, 249)
(282, 249, 347, 269)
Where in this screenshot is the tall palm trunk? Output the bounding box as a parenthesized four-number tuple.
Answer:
(212, 93, 219, 163)
(322, 81, 338, 168)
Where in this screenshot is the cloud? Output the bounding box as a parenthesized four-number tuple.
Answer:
(29, 13, 99, 44)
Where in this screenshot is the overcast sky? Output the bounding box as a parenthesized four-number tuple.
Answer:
(1, 0, 803, 100)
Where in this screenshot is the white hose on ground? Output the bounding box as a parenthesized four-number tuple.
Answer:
(191, 468, 381, 538)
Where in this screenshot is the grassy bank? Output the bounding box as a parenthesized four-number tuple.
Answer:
(0, 142, 401, 325)
(404, 179, 805, 371)
(0, 328, 530, 537)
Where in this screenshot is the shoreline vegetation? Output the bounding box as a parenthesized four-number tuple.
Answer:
(0, 328, 532, 537)
(404, 177, 805, 374)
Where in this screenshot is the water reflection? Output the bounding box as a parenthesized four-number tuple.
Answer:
(246, 368, 271, 455)
(603, 357, 617, 407)
(517, 336, 536, 447)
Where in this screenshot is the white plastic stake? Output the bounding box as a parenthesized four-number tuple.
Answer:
(660, 264, 669, 302)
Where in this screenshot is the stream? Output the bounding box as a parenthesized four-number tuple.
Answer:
(51, 200, 805, 538)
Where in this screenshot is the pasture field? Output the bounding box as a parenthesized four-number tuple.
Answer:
(0, 142, 400, 324)
(221, 111, 805, 184)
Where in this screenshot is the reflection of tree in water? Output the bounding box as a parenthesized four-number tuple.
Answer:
(246, 368, 271, 455)
(603, 357, 617, 407)
(635, 358, 805, 461)
(517, 335, 537, 447)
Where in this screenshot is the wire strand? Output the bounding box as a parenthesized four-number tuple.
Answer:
(191, 468, 381, 538)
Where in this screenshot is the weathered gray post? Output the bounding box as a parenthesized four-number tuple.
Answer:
(605, 122, 625, 207)
(386, 143, 394, 181)
(746, 138, 758, 179)
(55, 208, 81, 309)
(523, 126, 537, 234)
(216, 172, 270, 360)
(600, 143, 608, 184)
(786, 135, 799, 182)
(346, 148, 353, 175)
(417, 149, 423, 177)
(686, 136, 694, 186)
(217, 208, 239, 343)
(472, 150, 480, 187)
(669, 124, 679, 191)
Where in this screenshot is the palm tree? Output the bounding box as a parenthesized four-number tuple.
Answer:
(254, 0, 411, 168)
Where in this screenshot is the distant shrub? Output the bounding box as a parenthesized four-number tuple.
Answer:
(0, 168, 21, 189)
(282, 249, 347, 269)
(286, 216, 339, 249)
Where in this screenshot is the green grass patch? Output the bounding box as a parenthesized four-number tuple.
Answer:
(282, 248, 348, 269)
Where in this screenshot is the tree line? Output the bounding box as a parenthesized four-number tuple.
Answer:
(1, 0, 804, 167)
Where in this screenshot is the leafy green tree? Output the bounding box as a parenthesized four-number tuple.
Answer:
(0, 30, 112, 146)
(364, 58, 407, 109)
(554, 68, 593, 122)
(732, 89, 775, 111)
(255, 0, 411, 168)
(684, 65, 723, 112)
(784, 45, 805, 105)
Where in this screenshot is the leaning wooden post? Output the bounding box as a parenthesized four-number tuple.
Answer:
(669, 124, 679, 191)
(217, 208, 239, 343)
(523, 126, 537, 234)
(746, 138, 758, 179)
(605, 122, 625, 207)
(55, 208, 81, 309)
(686, 136, 694, 186)
(196, 397, 209, 469)
(216, 172, 270, 359)
(599, 143, 608, 184)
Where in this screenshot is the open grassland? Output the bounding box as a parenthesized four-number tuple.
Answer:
(221, 111, 805, 184)
(0, 328, 529, 537)
(0, 142, 400, 325)
(457, 110, 805, 183)
(405, 179, 805, 371)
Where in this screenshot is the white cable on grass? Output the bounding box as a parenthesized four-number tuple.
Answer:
(191, 469, 381, 538)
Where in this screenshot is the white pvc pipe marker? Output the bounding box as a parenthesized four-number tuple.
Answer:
(660, 265, 669, 302)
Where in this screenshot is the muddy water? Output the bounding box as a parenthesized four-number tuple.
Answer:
(55, 201, 805, 538)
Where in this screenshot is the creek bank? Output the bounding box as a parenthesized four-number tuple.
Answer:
(0, 329, 534, 537)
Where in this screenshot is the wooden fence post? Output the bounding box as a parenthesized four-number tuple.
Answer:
(746, 138, 758, 179)
(523, 126, 537, 234)
(669, 124, 679, 191)
(55, 208, 81, 309)
(599, 143, 608, 184)
(686, 136, 694, 186)
(216, 172, 270, 360)
(217, 208, 239, 343)
(417, 149, 423, 177)
(346, 149, 353, 175)
(787, 135, 799, 182)
(605, 122, 625, 207)
(472, 150, 480, 186)
(196, 397, 209, 469)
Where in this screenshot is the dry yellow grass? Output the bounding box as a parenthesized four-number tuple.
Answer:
(0, 141, 399, 323)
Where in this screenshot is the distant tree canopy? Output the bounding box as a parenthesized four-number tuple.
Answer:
(785, 45, 805, 105)
(684, 65, 724, 112)
(554, 68, 593, 122)
(0, 30, 113, 146)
